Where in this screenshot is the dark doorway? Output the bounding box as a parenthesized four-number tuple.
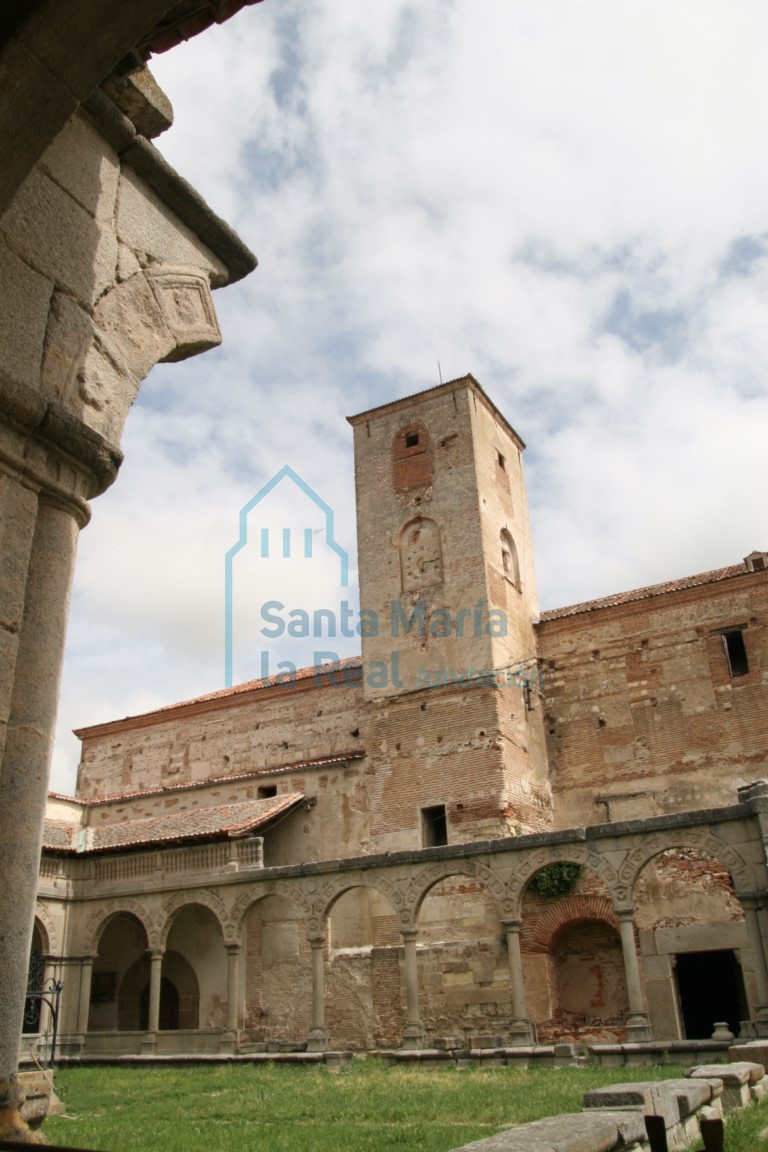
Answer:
(675, 950, 747, 1039)
(139, 978, 180, 1031)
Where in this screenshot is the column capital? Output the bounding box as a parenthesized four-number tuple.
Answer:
(400, 928, 418, 943)
(147, 948, 164, 962)
(224, 942, 241, 956)
(307, 935, 325, 949)
(614, 905, 636, 921)
(501, 918, 522, 933)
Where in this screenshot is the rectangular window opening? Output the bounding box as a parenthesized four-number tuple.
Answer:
(722, 630, 749, 677)
(405, 432, 420, 448)
(422, 804, 448, 848)
(497, 451, 506, 471)
(257, 784, 277, 799)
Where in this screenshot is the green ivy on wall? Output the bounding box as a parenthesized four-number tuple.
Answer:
(528, 862, 583, 898)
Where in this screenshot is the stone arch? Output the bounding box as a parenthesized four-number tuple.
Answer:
(156, 889, 229, 950)
(32, 908, 54, 956)
(324, 883, 404, 1050)
(399, 517, 443, 593)
(410, 860, 506, 925)
(88, 911, 150, 1032)
(506, 845, 591, 913)
(411, 863, 510, 1044)
(241, 891, 312, 1046)
(500, 528, 520, 590)
(83, 899, 152, 955)
(230, 880, 314, 943)
(162, 903, 227, 1030)
(618, 829, 754, 898)
(315, 874, 405, 929)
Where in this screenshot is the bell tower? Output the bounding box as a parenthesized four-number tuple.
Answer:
(348, 375, 552, 852)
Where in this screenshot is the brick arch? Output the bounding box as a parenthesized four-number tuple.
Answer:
(522, 896, 619, 954)
(83, 899, 152, 954)
(156, 890, 228, 949)
(409, 860, 506, 926)
(618, 829, 754, 897)
(506, 845, 591, 912)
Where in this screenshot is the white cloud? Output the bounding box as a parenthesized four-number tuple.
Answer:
(51, 0, 768, 793)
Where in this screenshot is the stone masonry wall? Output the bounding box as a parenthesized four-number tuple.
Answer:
(538, 570, 768, 828)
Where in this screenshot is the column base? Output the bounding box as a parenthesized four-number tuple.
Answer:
(306, 1027, 330, 1053)
(508, 1018, 534, 1046)
(219, 1030, 239, 1054)
(401, 1023, 426, 1050)
(140, 1032, 158, 1054)
(625, 1012, 653, 1042)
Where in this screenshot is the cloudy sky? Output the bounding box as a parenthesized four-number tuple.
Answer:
(51, 0, 768, 793)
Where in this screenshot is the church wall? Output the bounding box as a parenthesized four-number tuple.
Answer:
(539, 571, 768, 828)
(76, 674, 364, 802)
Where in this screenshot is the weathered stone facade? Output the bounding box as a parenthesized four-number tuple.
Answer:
(25, 375, 768, 1063)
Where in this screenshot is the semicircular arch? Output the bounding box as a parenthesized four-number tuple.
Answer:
(156, 890, 229, 950)
(619, 829, 754, 897)
(506, 845, 591, 914)
(230, 880, 314, 943)
(409, 860, 507, 927)
(33, 905, 56, 954)
(83, 900, 152, 955)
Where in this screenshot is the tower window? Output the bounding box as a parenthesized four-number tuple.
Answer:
(405, 432, 420, 448)
(722, 630, 749, 677)
(497, 451, 506, 471)
(422, 804, 448, 847)
(257, 784, 277, 799)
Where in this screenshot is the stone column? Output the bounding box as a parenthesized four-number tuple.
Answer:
(740, 896, 768, 1035)
(306, 935, 329, 1052)
(401, 929, 425, 1049)
(501, 918, 534, 1045)
(616, 907, 652, 1041)
(35, 958, 56, 1042)
(141, 950, 164, 1052)
(56, 956, 86, 1053)
(0, 494, 83, 1125)
(220, 944, 240, 1053)
(76, 955, 93, 1037)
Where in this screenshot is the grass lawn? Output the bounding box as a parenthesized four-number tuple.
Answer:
(40, 1059, 696, 1152)
(43, 1060, 768, 1152)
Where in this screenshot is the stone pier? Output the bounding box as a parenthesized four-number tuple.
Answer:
(0, 66, 255, 1140)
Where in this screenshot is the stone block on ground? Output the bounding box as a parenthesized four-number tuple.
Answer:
(728, 1042, 768, 1071)
(448, 1111, 622, 1152)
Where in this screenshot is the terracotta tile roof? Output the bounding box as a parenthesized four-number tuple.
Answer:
(539, 562, 751, 623)
(73, 657, 363, 736)
(42, 793, 305, 855)
(79, 751, 365, 806)
(42, 821, 79, 852)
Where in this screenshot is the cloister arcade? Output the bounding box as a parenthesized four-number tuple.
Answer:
(27, 797, 768, 1058)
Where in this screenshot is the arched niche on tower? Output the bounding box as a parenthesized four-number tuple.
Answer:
(500, 528, 521, 591)
(400, 518, 443, 593)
